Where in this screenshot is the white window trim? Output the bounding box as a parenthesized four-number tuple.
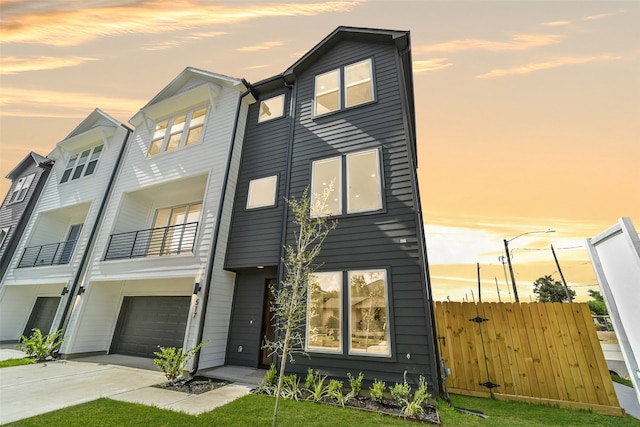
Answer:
(60, 145, 103, 184)
(258, 94, 286, 123)
(314, 69, 341, 117)
(310, 156, 342, 217)
(348, 269, 391, 357)
(246, 175, 278, 209)
(7, 173, 35, 204)
(0, 226, 10, 248)
(147, 106, 209, 157)
(313, 58, 374, 117)
(306, 271, 343, 354)
(346, 149, 383, 214)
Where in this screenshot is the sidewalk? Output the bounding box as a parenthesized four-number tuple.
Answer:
(0, 348, 260, 424)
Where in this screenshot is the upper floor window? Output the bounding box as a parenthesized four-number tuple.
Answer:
(61, 145, 103, 184)
(310, 149, 382, 217)
(246, 176, 278, 209)
(7, 173, 35, 204)
(258, 95, 285, 123)
(314, 58, 374, 117)
(148, 107, 208, 157)
(0, 227, 9, 248)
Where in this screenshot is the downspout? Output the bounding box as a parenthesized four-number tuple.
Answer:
(395, 42, 444, 397)
(56, 125, 132, 337)
(191, 80, 256, 374)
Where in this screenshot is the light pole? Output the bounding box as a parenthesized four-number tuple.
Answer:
(503, 229, 555, 302)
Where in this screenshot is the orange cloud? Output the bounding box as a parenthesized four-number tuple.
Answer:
(0, 1, 364, 46)
(413, 59, 453, 73)
(476, 55, 621, 78)
(0, 56, 97, 74)
(415, 34, 562, 53)
(237, 41, 285, 52)
(543, 20, 571, 27)
(0, 87, 143, 119)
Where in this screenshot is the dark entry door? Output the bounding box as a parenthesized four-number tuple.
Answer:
(260, 279, 275, 366)
(111, 296, 190, 358)
(23, 297, 61, 337)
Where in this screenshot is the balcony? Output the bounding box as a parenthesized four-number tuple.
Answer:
(104, 222, 198, 261)
(18, 240, 78, 268)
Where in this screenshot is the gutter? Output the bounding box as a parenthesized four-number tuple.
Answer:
(191, 80, 255, 373)
(56, 125, 132, 337)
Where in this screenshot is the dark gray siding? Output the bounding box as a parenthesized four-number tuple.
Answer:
(0, 160, 50, 280)
(284, 40, 438, 390)
(225, 268, 275, 367)
(224, 90, 290, 270)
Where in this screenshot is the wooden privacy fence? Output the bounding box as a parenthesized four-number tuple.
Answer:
(434, 302, 623, 416)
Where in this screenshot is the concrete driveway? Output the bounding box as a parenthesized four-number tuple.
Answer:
(0, 346, 258, 424)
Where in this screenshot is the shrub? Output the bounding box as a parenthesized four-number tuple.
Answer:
(389, 381, 412, 407)
(401, 376, 431, 418)
(17, 328, 64, 362)
(153, 341, 207, 382)
(347, 372, 364, 397)
(281, 374, 301, 400)
(257, 364, 279, 395)
(370, 378, 386, 403)
(305, 369, 329, 402)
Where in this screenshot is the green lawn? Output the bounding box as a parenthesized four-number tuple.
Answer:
(0, 358, 34, 368)
(6, 393, 640, 426)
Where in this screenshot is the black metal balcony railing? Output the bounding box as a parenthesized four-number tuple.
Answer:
(18, 240, 78, 268)
(104, 222, 198, 261)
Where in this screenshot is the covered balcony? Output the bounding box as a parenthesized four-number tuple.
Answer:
(104, 221, 198, 260)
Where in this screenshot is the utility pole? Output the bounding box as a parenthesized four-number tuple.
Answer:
(504, 239, 519, 302)
(551, 244, 573, 302)
(477, 262, 481, 303)
(495, 276, 502, 302)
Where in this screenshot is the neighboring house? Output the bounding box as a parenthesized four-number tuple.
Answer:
(0, 152, 52, 284)
(224, 27, 439, 392)
(0, 109, 130, 342)
(60, 69, 255, 368)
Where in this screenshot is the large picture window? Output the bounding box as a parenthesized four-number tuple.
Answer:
(60, 145, 103, 184)
(150, 202, 202, 255)
(349, 270, 390, 356)
(311, 149, 382, 217)
(148, 107, 208, 157)
(307, 272, 342, 352)
(7, 173, 35, 204)
(314, 58, 373, 117)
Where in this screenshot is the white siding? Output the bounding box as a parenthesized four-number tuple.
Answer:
(0, 283, 65, 340)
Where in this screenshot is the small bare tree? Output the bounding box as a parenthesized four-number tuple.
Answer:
(264, 186, 336, 427)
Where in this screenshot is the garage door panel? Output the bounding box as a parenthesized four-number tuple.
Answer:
(23, 297, 61, 337)
(111, 296, 190, 358)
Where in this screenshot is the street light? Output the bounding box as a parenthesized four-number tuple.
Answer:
(503, 229, 555, 302)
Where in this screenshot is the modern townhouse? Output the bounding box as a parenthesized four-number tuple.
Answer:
(0, 152, 52, 283)
(60, 69, 255, 369)
(224, 27, 440, 392)
(0, 109, 130, 342)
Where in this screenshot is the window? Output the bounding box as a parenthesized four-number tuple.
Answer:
(349, 270, 390, 356)
(147, 107, 208, 157)
(150, 202, 201, 255)
(60, 145, 103, 183)
(0, 227, 9, 248)
(246, 176, 278, 209)
(307, 272, 342, 352)
(311, 149, 382, 217)
(258, 94, 285, 123)
(314, 58, 373, 116)
(7, 173, 35, 204)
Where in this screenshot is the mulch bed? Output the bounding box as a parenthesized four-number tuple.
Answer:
(152, 376, 230, 395)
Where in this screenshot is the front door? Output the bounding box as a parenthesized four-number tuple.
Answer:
(59, 224, 82, 264)
(260, 279, 275, 366)
(23, 297, 61, 337)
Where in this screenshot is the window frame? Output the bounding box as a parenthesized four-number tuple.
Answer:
(258, 94, 286, 123)
(344, 58, 374, 109)
(313, 57, 375, 118)
(0, 226, 10, 249)
(306, 271, 343, 354)
(60, 145, 103, 184)
(147, 106, 209, 157)
(246, 175, 279, 210)
(7, 173, 35, 204)
(310, 148, 384, 218)
(347, 269, 391, 357)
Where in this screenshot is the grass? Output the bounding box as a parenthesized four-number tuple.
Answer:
(0, 358, 35, 368)
(612, 372, 634, 388)
(6, 392, 640, 427)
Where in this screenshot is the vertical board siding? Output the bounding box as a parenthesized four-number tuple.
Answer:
(283, 39, 438, 390)
(435, 302, 623, 416)
(225, 89, 290, 269)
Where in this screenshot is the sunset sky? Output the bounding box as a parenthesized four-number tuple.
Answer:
(1, 1, 638, 302)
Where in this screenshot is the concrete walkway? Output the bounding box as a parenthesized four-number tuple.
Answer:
(0, 347, 261, 424)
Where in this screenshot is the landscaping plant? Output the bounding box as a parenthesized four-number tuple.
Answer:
(347, 372, 364, 398)
(305, 369, 329, 402)
(369, 378, 386, 403)
(17, 328, 64, 361)
(153, 341, 207, 382)
(257, 364, 279, 395)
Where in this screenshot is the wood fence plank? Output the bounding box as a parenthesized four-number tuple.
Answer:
(447, 302, 469, 391)
(487, 302, 514, 395)
(552, 303, 584, 402)
(527, 303, 559, 401)
(506, 302, 532, 396)
(478, 303, 504, 394)
(538, 302, 569, 401)
(565, 304, 599, 405)
(462, 302, 485, 393)
(519, 303, 544, 398)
